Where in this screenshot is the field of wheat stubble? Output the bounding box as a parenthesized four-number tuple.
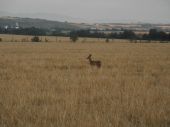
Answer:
(0, 41, 170, 127)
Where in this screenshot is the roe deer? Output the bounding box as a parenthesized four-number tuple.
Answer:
(87, 54, 101, 68)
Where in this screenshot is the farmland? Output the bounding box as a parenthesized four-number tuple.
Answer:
(0, 35, 170, 127)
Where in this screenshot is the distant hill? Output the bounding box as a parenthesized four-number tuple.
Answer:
(0, 16, 170, 33)
(0, 16, 81, 30)
(0, 11, 87, 23)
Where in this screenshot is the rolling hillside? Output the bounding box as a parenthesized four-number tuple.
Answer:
(0, 16, 81, 30)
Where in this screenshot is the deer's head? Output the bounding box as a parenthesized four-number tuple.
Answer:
(87, 54, 92, 59)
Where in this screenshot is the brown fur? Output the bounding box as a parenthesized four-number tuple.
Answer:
(87, 54, 101, 68)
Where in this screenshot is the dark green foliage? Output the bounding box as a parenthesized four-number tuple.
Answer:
(31, 36, 40, 42)
(0, 27, 47, 36)
(143, 29, 170, 41)
(0, 38, 2, 42)
(0, 25, 169, 42)
(70, 31, 79, 42)
(69, 29, 170, 42)
(121, 30, 136, 39)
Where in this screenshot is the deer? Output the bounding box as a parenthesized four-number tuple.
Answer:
(87, 54, 101, 68)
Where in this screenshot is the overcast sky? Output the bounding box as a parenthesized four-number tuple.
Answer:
(0, 0, 170, 23)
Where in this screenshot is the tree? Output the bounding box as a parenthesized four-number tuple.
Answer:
(70, 31, 79, 42)
(121, 30, 136, 39)
(31, 36, 40, 42)
(168, 34, 170, 41)
(147, 29, 169, 41)
(149, 29, 157, 39)
(159, 31, 167, 41)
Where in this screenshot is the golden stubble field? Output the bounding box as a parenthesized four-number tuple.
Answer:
(0, 37, 170, 127)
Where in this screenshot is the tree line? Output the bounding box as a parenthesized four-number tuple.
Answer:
(70, 29, 170, 41)
(0, 27, 170, 42)
(0, 27, 47, 35)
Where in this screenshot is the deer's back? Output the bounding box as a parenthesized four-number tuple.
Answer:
(90, 60, 101, 68)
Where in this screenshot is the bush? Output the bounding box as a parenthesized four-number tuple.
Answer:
(106, 38, 109, 43)
(31, 36, 40, 42)
(0, 38, 2, 42)
(70, 31, 79, 42)
(70, 35, 78, 42)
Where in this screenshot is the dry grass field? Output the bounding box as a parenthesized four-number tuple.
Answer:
(0, 35, 170, 127)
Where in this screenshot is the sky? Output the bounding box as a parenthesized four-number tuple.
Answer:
(0, 0, 170, 23)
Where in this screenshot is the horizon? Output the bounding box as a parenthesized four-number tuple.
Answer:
(0, 0, 170, 24)
(1, 12, 170, 25)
